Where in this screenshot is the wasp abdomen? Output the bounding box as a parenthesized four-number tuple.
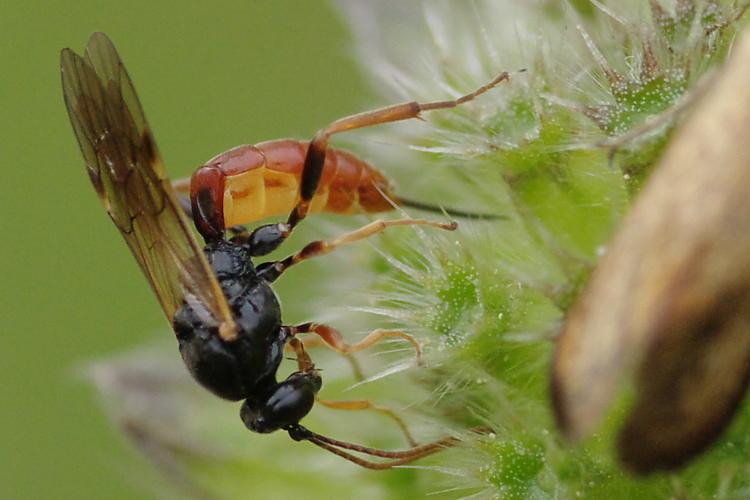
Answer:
(190, 140, 396, 239)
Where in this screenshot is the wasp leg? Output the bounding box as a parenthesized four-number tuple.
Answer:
(290, 322, 423, 366)
(317, 398, 418, 447)
(286, 72, 511, 229)
(257, 217, 456, 282)
(287, 336, 315, 373)
(285, 338, 365, 381)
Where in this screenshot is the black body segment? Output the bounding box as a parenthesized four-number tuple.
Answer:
(173, 239, 287, 401)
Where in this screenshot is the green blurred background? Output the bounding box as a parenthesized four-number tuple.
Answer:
(1, 1, 370, 498)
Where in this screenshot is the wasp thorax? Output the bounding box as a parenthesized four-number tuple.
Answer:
(204, 239, 255, 279)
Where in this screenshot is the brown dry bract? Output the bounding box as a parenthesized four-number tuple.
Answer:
(551, 31, 750, 473)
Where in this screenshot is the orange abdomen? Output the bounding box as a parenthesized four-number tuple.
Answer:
(190, 140, 396, 236)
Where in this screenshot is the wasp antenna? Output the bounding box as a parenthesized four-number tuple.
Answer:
(289, 424, 460, 468)
(292, 425, 494, 469)
(306, 438, 439, 470)
(396, 197, 508, 221)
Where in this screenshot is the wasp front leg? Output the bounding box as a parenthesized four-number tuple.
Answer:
(287, 336, 315, 373)
(317, 398, 418, 447)
(290, 322, 423, 366)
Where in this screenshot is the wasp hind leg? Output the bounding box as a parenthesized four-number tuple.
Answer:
(286, 72, 511, 230)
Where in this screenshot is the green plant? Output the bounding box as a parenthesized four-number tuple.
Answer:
(89, 1, 750, 497)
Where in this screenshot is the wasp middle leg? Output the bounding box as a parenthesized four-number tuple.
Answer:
(256, 217, 456, 282)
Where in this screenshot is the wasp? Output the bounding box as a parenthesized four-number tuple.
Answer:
(61, 33, 507, 468)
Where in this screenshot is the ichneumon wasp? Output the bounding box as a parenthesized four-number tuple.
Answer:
(61, 33, 507, 468)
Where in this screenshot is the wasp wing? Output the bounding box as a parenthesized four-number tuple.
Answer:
(61, 32, 237, 340)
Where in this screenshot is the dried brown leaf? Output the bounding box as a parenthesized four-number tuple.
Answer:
(551, 30, 750, 473)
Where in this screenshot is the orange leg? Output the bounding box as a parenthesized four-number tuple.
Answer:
(258, 217, 456, 282)
(290, 322, 423, 367)
(287, 72, 511, 229)
(317, 398, 418, 447)
(285, 338, 365, 381)
(287, 336, 315, 373)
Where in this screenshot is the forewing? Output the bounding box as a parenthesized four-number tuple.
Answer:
(61, 33, 236, 337)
